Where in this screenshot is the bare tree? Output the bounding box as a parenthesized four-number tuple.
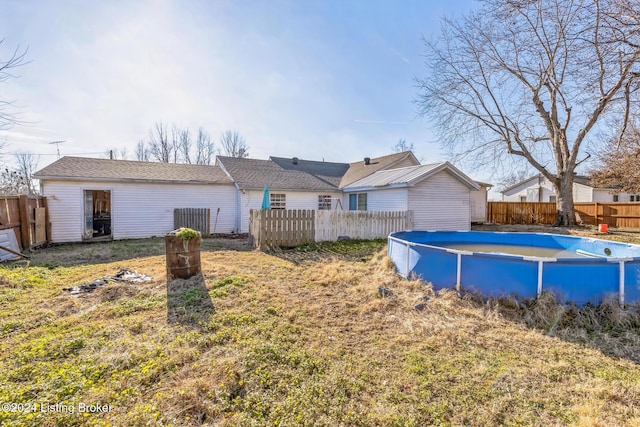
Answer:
(392, 139, 415, 153)
(416, 0, 640, 225)
(135, 139, 149, 162)
(0, 40, 29, 131)
(219, 130, 249, 158)
(194, 128, 215, 165)
(104, 147, 128, 160)
(147, 122, 172, 162)
(177, 128, 192, 164)
(0, 151, 39, 195)
(590, 121, 640, 193)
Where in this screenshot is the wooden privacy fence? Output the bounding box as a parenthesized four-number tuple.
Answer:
(249, 209, 414, 249)
(487, 201, 640, 229)
(487, 202, 557, 225)
(249, 209, 315, 249)
(174, 208, 211, 235)
(0, 195, 49, 250)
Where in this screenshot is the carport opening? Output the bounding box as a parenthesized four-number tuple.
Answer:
(84, 190, 112, 240)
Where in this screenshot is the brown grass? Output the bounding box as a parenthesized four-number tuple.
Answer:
(1, 237, 640, 425)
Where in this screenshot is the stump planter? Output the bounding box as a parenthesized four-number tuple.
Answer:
(165, 228, 202, 280)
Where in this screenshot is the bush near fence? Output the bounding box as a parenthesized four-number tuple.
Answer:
(487, 201, 640, 228)
(249, 209, 413, 249)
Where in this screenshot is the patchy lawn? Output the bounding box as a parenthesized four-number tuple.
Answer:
(1, 235, 640, 426)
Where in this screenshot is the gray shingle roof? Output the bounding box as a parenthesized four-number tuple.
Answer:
(34, 157, 233, 184)
(343, 162, 481, 191)
(269, 156, 349, 187)
(339, 151, 419, 188)
(216, 156, 340, 191)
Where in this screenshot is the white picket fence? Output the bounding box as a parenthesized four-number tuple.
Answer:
(315, 210, 413, 242)
(249, 209, 413, 249)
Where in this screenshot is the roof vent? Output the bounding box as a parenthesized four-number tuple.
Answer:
(364, 157, 371, 165)
(292, 157, 299, 165)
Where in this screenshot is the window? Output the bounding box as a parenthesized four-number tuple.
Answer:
(270, 193, 286, 209)
(613, 195, 619, 202)
(349, 193, 367, 211)
(519, 196, 527, 202)
(549, 195, 556, 203)
(318, 195, 332, 210)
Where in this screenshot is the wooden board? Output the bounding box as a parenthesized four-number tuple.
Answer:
(35, 207, 46, 244)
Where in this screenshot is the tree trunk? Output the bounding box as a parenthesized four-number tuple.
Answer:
(553, 175, 575, 226)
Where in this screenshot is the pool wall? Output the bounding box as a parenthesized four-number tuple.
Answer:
(388, 231, 640, 306)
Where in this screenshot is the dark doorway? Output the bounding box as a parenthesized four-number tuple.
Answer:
(83, 190, 112, 239)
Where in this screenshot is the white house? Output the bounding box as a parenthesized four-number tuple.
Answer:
(34, 157, 237, 242)
(501, 174, 631, 202)
(342, 162, 481, 230)
(35, 151, 491, 242)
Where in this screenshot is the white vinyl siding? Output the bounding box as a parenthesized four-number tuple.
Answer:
(365, 188, 408, 211)
(239, 190, 342, 233)
(408, 170, 471, 231)
(41, 180, 237, 242)
(572, 183, 593, 203)
(470, 188, 488, 222)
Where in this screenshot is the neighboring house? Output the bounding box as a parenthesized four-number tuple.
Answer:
(342, 162, 480, 230)
(501, 173, 630, 203)
(35, 151, 490, 242)
(33, 157, 237, 242)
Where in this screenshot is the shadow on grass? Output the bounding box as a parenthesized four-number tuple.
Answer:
(167, 274, 215, 326)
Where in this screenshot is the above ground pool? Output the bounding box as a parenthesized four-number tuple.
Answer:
(388, 231, 640, 306)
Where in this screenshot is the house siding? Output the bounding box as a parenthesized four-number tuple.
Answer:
(341, 188, 408, 212)
(389, 157, 419, 169)
(408, 170, 471, 230)
(41, 180, 237, 242)
(239, 190, 342, 233)
(573, 183, 593, 203)
(470, 187, 488, 222)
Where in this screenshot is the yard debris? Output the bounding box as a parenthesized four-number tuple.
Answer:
(377, 286, 393, 298)
(63, 269, 153, 295)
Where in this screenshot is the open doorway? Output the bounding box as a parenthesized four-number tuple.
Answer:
(83, 190, 112, 240)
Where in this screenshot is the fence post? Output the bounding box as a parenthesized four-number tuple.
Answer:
(17, 195, 31, 249)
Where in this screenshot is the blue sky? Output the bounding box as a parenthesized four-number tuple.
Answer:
(0, 0, 483, 177)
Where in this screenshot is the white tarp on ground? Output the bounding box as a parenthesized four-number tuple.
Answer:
(0, 230, 21, 262)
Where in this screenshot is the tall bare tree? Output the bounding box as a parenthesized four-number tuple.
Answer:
(0, 40, 28, 131)
(392, 139, 415, 153)
(177, 128, 192, 164)
(147, 122, 172, 162)
(416, 0, 640, 225)
(135, 139, 149, 162)
(219, 130, 249, 158)
(194, 128, 215, 165)
(590, 121, 640, 193)
(0, 151, 39, 195)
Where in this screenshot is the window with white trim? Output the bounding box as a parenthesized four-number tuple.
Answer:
(549, 195, 556, 203)
(519, 196, 527, 202)
(270, 193, 286, 209)
(318, 195, 332, 210)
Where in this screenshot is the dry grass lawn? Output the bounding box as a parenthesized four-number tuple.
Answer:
(1, 231, 640, 426)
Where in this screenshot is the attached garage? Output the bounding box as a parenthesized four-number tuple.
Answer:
(342, 162, 480, 231)
(34, 157, 237, 242)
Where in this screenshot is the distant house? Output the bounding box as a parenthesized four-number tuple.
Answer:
(35, 151, 490, 242)
(501, 173, 630, 202)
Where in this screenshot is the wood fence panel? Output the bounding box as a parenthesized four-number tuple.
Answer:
(249, 209, 412, 249)
(487, 202, 556, 225)
(174, 208, 211, 235)
(488, 201, 640, 229)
